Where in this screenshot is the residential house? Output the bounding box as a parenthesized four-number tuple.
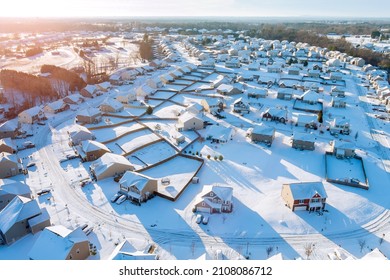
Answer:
(0, 179, 31, 211)
(267, 64, 282, 73)
(330, 86, 346, 98)
(96, 82, 111, 93)
(146, 76, 163, 89)
(330, 117, 350, 135)
(177, 112, 203, 131)
(67, 124, 95, 146)
(63, 93, 84, 105)
(116, 91, 137, 104)
(108, 239, 158, 260)
(0, 138, 17, 154)
(350, 57, 365, 67)
(99, 97, 124, 113)
(80, 84, 102, 99)
(281, 182, 327, 211)
(0, 196, 51, 245)
(308, 70, 321, 79)
(186, 103, 204, 115)
(249, 124, 275, 146)
(18, 106, 45, 124)
(262, 107, 288, 123)
(247, 88, 267, 99)
(277, 88, 294, 100)
(331, 140, 355, 158)
(136, 85, 156, 98)
(78, 140, 110, 162)
(205, 124, 233, 144)
(201, 99, 225, 113)
(28, 225, 90, 260)
(298, 90, 320, 105)
(194, 184, 233, 214)
(76, 108, 102, 124)
(330, 72, 343, 81)
(216, 84, 243, 95)
(225, 58, 240, 68)
(159, 73, 175, 84)
(331, 97, 346, 108)
(288, 67, 300, 76)
(291, 132, 315, 151)
(0, 120, 19, 139)
(210, 75, 233, 89)
(295, 113, 318, 129)
(43, 100, 70, 115)
(119, 171, 157, 203)
(0, 152, 23, 179)
(89, 153, 135, 181)
(233, 97, 250, 114)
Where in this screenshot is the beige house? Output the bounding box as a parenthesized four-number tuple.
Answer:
(0, 138, 17, 154)
(79, 140, 110, 162)
(63, 93, 84, 105)
(18, 106, 45, 124)
(291, 133, 315, 151)
(177, 112, 203, 131)
(201, 99, 225, 113)
(0, 152, 23, 179)
(89, 153, 135, 181)
(67, 125, 95, 146)
(0, 196, 50, 245)
(76, 107, 102, 124)
(0, 179, 31, 211)
(99, 97, 124, 113)
(80, 84, 101, 98)
(0, 120, 19, 139)
(281, 182, 327, 212)
(119, 171, 157, 204)
(43, 100, 70, 114)
(250, 124, 275, 146)
(28, 225, 90, 260)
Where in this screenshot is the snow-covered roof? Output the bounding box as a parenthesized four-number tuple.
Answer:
(332, 140, 355, 150)
(296, 113, 318, 124)
(292, 132, 315, 142)
(264, 107, 287, 118)
(0, 196, 41, 233)
(178, 112, 202, 124)
(45, 99, 66, 111)
(28, 225, 88, 260)
(252, 124, 275, 136)
(100, 97, 123, 111)
(119, 171, 153, 191)
(361, 248, 388, 260)
(20, 106, 42, 117)
(205, 124, 233, 141)
(0, 152, 19, 164)
(0, 179, 31, 197)
(77, 107, 101, 117)
(285, 182, 327, 200)
(217, 84, 233, 93)
(109, 240, 157, 260)
(0, 119, 18, 132)
(202, 184, 233, 202)
(0, 137, 17, 149)
(300, 90, 320, 102)
(68, 124, 93, 137)
(81, 140, 109, 153)
(90, 153, 133, 177)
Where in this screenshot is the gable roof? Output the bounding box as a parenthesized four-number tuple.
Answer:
(109, 240, 157, 260)
(0, 179, 31, 197)
(119, 171, 154, 191)
(285, 182, 327, 200)
(0, 196, 41, 233)
(81, 140, 110, 153)
(202, 184, 233, 202)
(28, 225, 88, 260)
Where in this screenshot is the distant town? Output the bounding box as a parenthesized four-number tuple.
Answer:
(0, 18, 389, 260)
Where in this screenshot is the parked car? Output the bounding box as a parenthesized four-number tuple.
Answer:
(80, 224, 88, 231)
(26, 162, 36, 168)
(37, 189, 51, 196)
(116, 194, 127, 205)
(202, 216, 209, 225)
(195, 214, 203, 224)
(66, 154, 78, 160)
(23, 141, 35, 148)
(110, 192, 122, 203)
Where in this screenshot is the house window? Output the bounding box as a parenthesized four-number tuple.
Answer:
(210, 193, 213, 197)
(76, 249, 80, 254)
(202, 202, 205, 206)
(311, 198, 320, 203)
(298, 199, 305, 204)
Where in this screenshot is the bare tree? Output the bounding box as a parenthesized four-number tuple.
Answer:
(358, 239, 366, 253)
(304, 243, 315, 260)
(266, 246, 274, 258)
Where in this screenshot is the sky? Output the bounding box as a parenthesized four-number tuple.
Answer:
(0, 0, 389, 18)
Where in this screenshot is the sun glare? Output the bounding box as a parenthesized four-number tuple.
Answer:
(0, 0, 67, 17)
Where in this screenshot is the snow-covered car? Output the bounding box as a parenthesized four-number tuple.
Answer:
(202, 216, 209, 225)
(37, 189, 51, 196)
(116, 194, 127, 205)
(110, 193, 122, 203)
(195, 214, 203, 224)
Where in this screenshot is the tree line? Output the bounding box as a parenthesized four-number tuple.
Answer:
(41, 64, 86, 92)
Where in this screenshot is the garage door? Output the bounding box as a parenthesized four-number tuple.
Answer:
(196, 207, 211, 214)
